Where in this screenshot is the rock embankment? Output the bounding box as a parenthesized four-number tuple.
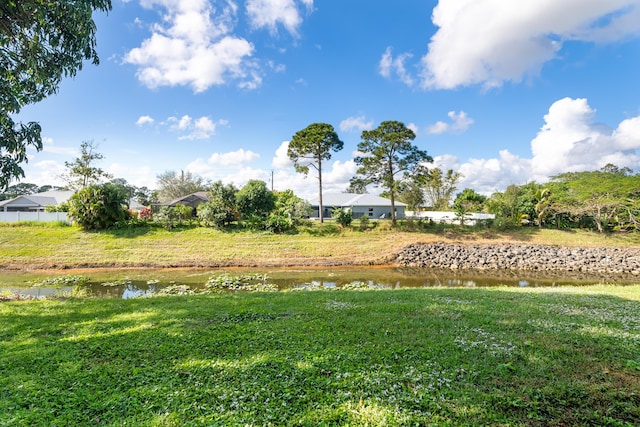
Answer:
(397, 243, 640, 276)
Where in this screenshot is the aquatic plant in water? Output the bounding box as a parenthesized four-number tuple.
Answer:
(30, 275, 91, 288)
(205, 274, 278, 293)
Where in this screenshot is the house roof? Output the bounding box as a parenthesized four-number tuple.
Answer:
(310, 193, 407, 207)
(0, 190, 74, 208)
(164, 191, 209, 206)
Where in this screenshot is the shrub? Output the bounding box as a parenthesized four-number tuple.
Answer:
(197, 201, 236, 228)
(358, 215, 370, 231)
(154, 206, 182, 229)
(265, 214, 295, 233)
(68, 183, 129, 230)
(332, 207, 353, 228)
(139, 207, 152, 220)
(45, 201, 70, 212)
(236, 180, 276, 219)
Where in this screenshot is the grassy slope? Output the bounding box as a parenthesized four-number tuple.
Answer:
(1, 222, 640, 269)
(1, 286, 639, 426)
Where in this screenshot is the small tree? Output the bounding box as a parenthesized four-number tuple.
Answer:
(68, 183, 129, 230)
(354, 120, 433, 225)
(453, 188, 486, 225)
(197, 181, 238, 228)
(62, 140, 112, 189)
(236, 180, 276, 219)
(288, 123, 344, 223)
(421, 168, 462, 210)
(155, 170, 206, 203)
(332, 207, 353, 228)
(274, 189, 313, 223)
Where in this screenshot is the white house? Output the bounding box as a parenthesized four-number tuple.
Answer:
(0, 190, 74, 212)
(309, 193, 408, 220)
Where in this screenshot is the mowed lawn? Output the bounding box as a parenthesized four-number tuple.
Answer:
(1, 286, 639, 426)
(2, 222, 640, 269)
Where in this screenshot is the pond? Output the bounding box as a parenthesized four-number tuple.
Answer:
(1, 266, 637, 299)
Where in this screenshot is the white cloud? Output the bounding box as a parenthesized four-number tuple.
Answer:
(136, 115, 155, 126)
(208, 148, 260, 165)
(418, 0, 640, 89)
(23, 160, 67, 187)
(529, 97, 640, 180)
(162, 115, 221, 140)
(449, 97, 640, 195)
(40, 138, 77, 156)
(339, 116, 373, 132)
(246, 0, 313, 36)
(107, 163, 156, 189)
(427, 111, 474, 134)
(379, 47, 415, 86)
(271, 140, 293, 169)
(124, 0, 257, 92)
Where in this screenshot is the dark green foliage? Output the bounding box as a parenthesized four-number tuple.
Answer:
(332, 206, 353, 227)
(236, 180, 276, 219)
(453, 188, 487, 225)
(0, 0, 112, 189)
(197, 181, 238, 228)
(155, 205, 193, 229)
(44, 201, 69, 212)
(68, 183, 129, 230)
(289, 123, 344, 223)
(264, 213, 295, 233)
(354, 120, 433, 224)
(273, 189, 312, 223)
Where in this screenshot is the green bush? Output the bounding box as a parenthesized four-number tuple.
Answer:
(265, 213, 295, 233)
(68, 183, 129, 230)
(332, 207, 352, 228)
(197, 201, 236, 228)
(154, 206, 194, 229)
(44, 201, 69, 212)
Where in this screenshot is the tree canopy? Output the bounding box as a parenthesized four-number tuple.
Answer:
(354, 120, 432, 225)
(236, 180, 276, 219)
(156, 170, 206, 203)
(422, 168, 462, 210)
(62, 140, 112, 190)
(0, 0, 112, 190)
(288, 123, 343, 222)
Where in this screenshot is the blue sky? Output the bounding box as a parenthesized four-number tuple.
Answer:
(15, 0, 640, 200)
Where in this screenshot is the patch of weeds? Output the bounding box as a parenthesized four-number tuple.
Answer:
(0, 290, 37, 302)
(325, 300, 357, 310)
(30, 274, 90, 288)
(100, 279, 132, 287)
(156, 284, 196, 295)
(341, 281, 389, 290)
(205, 274, 278, 293)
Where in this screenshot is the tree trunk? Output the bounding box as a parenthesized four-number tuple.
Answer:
(318, 160, 323, 223)
(390, 189, 396, 226)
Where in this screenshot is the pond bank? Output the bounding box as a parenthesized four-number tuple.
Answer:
(397, 242, 640, 277)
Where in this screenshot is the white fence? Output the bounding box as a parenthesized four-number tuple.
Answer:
(0, 212, 69, 223)
(405, 211, 494, 225)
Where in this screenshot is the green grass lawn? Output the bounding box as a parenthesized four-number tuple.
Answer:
(1, 286, 639, 426)
(2, 222, 639, 269)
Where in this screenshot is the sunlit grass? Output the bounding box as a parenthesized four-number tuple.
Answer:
(1, 286, 639, 425)
(1, 222, 638, 270)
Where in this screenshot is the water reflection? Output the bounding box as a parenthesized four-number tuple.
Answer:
(0, 267, 636, 299)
